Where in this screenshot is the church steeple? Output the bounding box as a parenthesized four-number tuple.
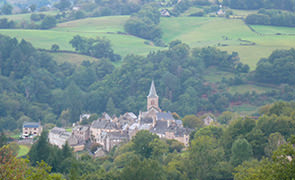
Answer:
(147, 80, 160, 111)
(148, 80, 158, 98)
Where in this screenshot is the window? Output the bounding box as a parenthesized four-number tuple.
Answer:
(25, 128, 28, 130)
(34, 128, 36, 130)
(25, 132, 28, 134)
(151, 100, 155, 105)
(34, 132, 37, 134)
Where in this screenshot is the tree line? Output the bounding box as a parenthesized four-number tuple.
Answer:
(245, 9, 295, 27)
(223, 0, 295, 11)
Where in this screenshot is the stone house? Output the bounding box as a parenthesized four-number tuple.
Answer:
(103, 131, 129, 152)
(90, 114, 121, 149)
(72, 125, 90, 142)
(48, 127, 71, 148)
(203, 115, 214, 126)
(22, 122, 42, 138)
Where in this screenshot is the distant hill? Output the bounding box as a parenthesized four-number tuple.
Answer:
(0, 14, 295, 69)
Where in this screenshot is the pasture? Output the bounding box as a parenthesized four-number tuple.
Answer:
(227, 103, 258, 115)
(49, 52, 100, 65)
(160, 17, 295, 69)
(17, 145, 30, 158)
(0, 15, 294, 69)
(228, 84, 274, 94)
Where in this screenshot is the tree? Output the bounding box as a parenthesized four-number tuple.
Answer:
(132, 130, 159, 158)
(182, 114, 203, 129)
(55, 0, 71, 11)
(29, 4, 36, 12)
(51, 44, 59, 51)
(187, 135, 225, 180)
(218, 111, 234, 124)
(120, 158, 166, 180)
(1, 4, 13, 15)
(41, 16, 57, 29)
(230, 138, 253, 166)
(264, 132, 286, 157)
(65, 81, 83, 123)
(106, 97, 119, 116)
(234, 140, 295, 180)
(29, 131, 51, 165)
(0, 145, 64, 180)
(0, 132, 7, 148)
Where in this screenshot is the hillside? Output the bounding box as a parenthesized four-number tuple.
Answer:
(0, 15, 295, 69)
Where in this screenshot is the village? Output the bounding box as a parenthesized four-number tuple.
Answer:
(21, 81, 214, 156)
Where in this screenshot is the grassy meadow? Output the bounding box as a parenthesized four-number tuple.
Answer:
(49, 52, 100, 65)
(228, 84, 274, 94)
(17, 145, 31, 158)
(0, 14, 294, 69)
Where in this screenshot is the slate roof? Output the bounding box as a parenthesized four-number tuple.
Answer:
(141, 117, 153, 124)
(175, 120, 183, 126)
(50, 127, 66, 134)
(107, 131, 129, 140)
(151, 121, 168, 134)
(125, 112, 137, 119)
(151, 121, 192, 137)
(156, 112, 175, 121)
(102, 113, 112, 121)
(147, 80, 158, 98)
(23, 122, 40, 128)
(73, 125, 89, 132)
(91, 119, 118, 130)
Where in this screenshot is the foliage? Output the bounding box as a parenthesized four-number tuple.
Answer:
(1, 4, 13, 15)
(41, 16, 57, 29)
(0, 132, 7, 148)
(182, 114, 203, 129)
(0, 18, 15, 28)
(187, 135, 225, 180)
(254, 48, 295, 85)
(224, 0, 295, 11)
(54, 0, 71, 11)
(234, 139, 295, 180)
(246, 9, 295, 27)
(0, 145, 64, 180)
(28, 131, 75, 174)
(124, 4, 162, 41)
(230, 138, 253, 166)
(69, 35, 121, 61)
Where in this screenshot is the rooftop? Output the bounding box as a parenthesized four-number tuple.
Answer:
(23, 122, 41, 128)
(147, 80, 158, 98)
(156, 112, 175, 121)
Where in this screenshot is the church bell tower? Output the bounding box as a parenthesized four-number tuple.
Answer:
(147, 80, 160, 111)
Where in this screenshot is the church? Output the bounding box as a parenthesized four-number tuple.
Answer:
(137, 80, 191, 147)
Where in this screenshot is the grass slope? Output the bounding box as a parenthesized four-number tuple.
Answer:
(160, 17, 295, 69)
(17, 145, 30, 158)
(0, 15, 295, 69)
(49, 52, 100, 65)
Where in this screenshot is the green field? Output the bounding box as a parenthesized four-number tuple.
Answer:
(160, 17, 295, 69)
(251, 25, 295, 35)
(0, 15, 295, 69)
(227, 103, 258, 115)
(1, 11, 58, 23)
(17, 145, 30, 158)
(203, 67, 234, 83)
(50, 52, 100, 65)
(228, 84, 273, 94)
